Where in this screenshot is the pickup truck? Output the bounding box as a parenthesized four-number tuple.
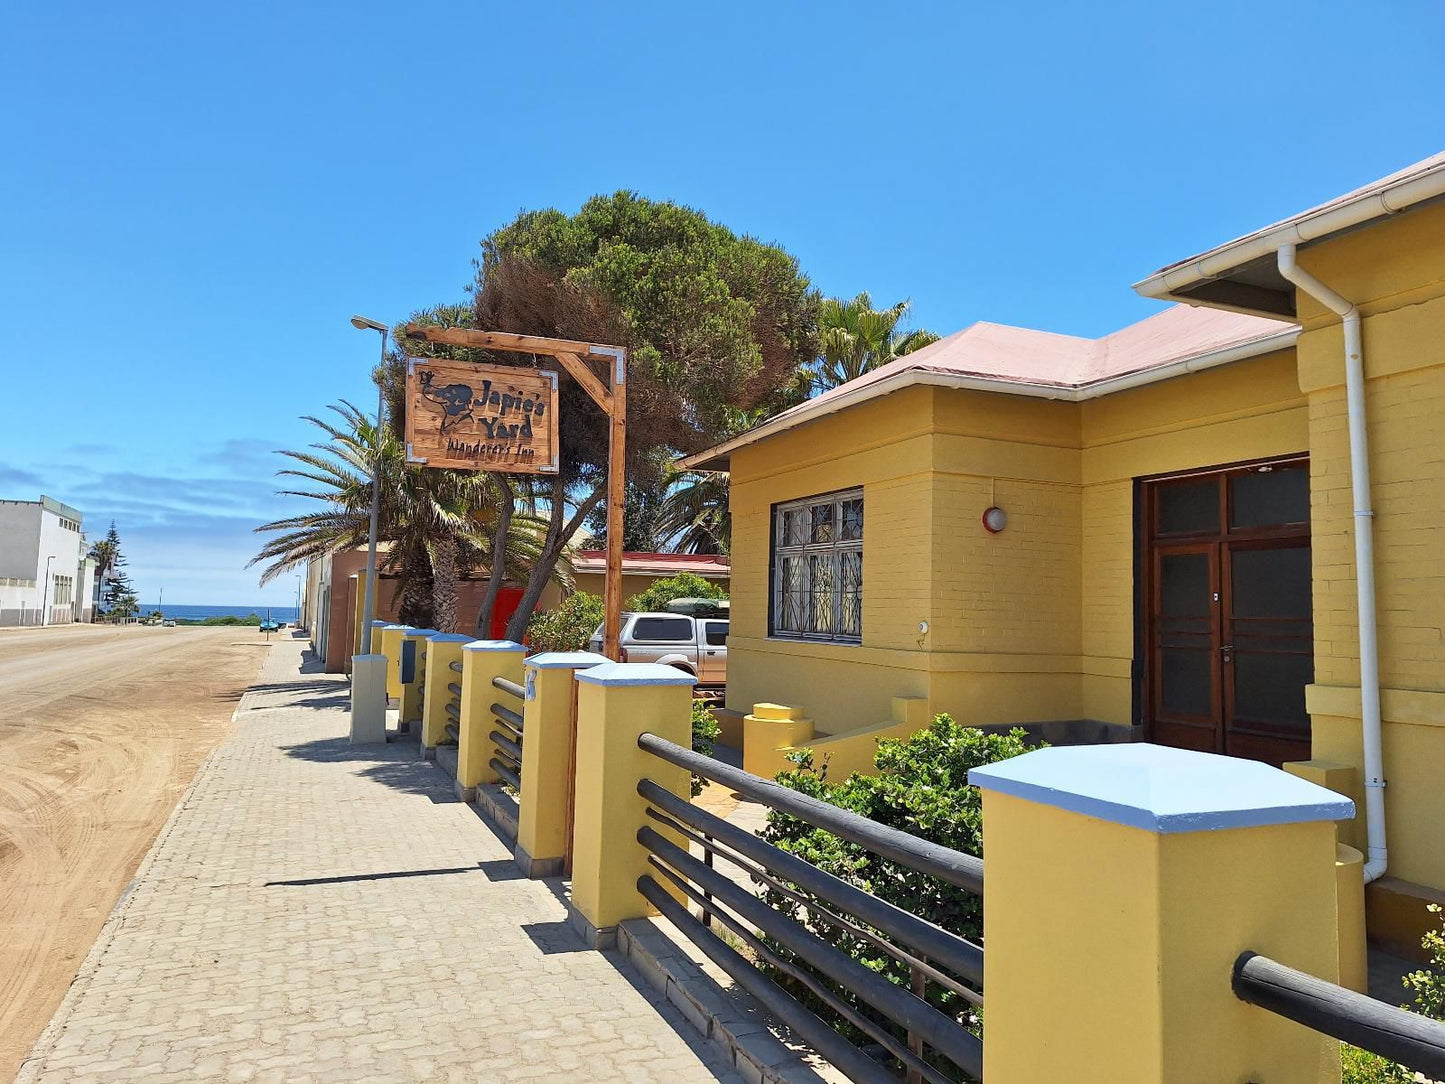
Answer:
(587, 612, 728, 686)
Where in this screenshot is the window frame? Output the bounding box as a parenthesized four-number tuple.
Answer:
(769, 487, 864, 645)
(629, 615, 695, 643)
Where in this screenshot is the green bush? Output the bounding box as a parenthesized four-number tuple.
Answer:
(628, 572, 727, 614)
(690, 698, 722, 798)
(525, 593, 605, 653)
(757, 716, 1031, 1077)
(1341, 1045, 1414, 1084)
(1342, 903, 1444, 1081)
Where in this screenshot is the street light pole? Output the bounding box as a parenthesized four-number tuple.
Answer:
(352, 316, 388, 654)
(39, 554, 56, 627)
(349, 315, 391, 745)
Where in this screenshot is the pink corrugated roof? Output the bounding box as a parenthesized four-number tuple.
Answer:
(769, 303, 1292, 422)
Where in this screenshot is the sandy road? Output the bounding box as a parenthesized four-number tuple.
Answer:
(0, 624, 273, 1081)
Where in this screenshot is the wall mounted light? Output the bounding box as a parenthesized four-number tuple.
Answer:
(918, 620, 930, 636)
(982, 506, 1008, 534)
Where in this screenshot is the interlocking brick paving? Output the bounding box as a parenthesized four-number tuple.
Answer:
(18, 638, 739, 1083)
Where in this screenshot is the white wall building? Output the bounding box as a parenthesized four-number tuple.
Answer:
(0, 496, 97, 627)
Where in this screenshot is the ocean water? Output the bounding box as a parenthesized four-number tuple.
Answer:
(139, 604, 301, 623)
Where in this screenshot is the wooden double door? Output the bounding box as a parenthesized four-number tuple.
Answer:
(1143, 458, 1314, 766)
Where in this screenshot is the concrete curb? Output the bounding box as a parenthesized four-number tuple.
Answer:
(617, 918, 844, 1084)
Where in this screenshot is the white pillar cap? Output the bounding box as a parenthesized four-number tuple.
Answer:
(968, 743, 1354, 834)
(527, 651, 610, 671)
(462, 639, 527, 653)
(575, 662, 697, 688)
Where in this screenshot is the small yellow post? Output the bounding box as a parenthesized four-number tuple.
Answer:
(400, 628, 437, 748)
(742, 702, 813, 778)
(515, 651, 608, 877)
(456, 640, 527, 800)
(421, 634, 474, 757)
(378, 624, 411, 703)
(569, 662, 695, 948)
(970, 744, 1354, 1084)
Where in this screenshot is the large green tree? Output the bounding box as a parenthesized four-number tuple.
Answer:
(405, 192, 818, 639)
(806, 291, 940, 394)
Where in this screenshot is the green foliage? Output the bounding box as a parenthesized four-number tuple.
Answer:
(1405, 904, 1445, 1019)
(526, 592, 606, 653)
(95, 521, 136, 618)
(1342, 902, 1445, 1079)
(1341, 1044, 1415, 1083)
(175, 613, 263, 626)
(628, 572, 728, 613)
(760, 716, 1030, 1076)
(690, 699, 722, 798)
(805, 291, 941, 394)
(475, 191, 819, 455)
(104, 590, 139, 622)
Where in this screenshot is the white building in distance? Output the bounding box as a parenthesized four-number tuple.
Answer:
(0, 496, 98, 626)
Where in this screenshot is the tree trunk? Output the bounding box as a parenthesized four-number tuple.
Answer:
(503, 479, 605, 642)
(430, 532, 460, 633)
(475, 477, 514, 637)
(395, 546, 433, 628)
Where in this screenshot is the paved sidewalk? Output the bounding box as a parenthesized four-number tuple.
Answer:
(19, 638, 738, 1084)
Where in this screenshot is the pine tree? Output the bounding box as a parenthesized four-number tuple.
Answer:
(96, 522, 134, 618)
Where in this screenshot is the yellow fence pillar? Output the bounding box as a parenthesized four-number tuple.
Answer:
(378, 624, 411, 704)
(970, 744, 1354, 1084)
(569, 662, 695, 948)
(401, 628, 437, 750)
(421, 634, 474, 758)
(515, 651, 608, 877)
(456, 640, 527, 801)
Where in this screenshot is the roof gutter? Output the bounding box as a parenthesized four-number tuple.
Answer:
(1276, 244, 1387, 884)
(679, 328, 1298, 470)
(1134, 163, 1445, 300)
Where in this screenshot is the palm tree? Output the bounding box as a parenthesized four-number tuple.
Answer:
(250, 402, 565, 633)
(806, 292, 941, 394)
(657, 471, 731, 555)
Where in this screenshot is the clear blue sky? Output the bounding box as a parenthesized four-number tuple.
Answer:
(1, 2, 1440, 604)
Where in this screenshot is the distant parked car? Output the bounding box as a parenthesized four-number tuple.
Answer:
(259, 619, 280, 632)
(587, 611, 728, 686)
(162, 619, 176, 627)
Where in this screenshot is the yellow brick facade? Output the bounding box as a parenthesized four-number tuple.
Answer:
(725, 197, 1445, 916)
(1290, 201, 1445, 894)
(726, 351, 1307, 739)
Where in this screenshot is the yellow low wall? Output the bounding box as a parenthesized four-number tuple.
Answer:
(742, 696, 932, 780)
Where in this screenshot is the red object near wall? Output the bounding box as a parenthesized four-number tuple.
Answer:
(490, 587, 525, 640)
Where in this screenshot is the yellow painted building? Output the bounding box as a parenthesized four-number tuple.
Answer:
(684, 151, 1445, 953)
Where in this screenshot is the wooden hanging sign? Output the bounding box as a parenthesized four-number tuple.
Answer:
(404, 357, 560, 473)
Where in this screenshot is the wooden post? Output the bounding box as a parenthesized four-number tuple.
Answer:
(601, 346, 627, 660)
(398, 325, 629, 660)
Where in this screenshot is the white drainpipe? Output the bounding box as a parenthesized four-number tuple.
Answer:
(1277, 243, 1387, 883)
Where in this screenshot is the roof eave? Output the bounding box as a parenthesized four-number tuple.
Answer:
(1133, 164, 1445, 308)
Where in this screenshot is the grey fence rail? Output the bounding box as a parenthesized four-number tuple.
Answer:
(489, 675, 524, 790)
(636, 732, 984, 1083)
(1233, 952, 1445, 1078)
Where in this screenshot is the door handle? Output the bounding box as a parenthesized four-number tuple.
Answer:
(1221, 643, 1234, 663)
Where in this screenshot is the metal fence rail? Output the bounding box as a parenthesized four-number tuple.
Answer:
(1233, 952, 1445, 1078)
(637, 732, 983, 894)
(489, 675, 524, 791)
(636, 732, 984, 1083)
